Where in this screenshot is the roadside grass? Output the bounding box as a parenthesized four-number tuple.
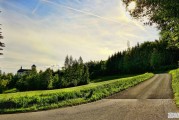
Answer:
(0, 73, 154, 114)
(91, 74, 138, 83)
(169, 68, 179, 107)
(3, 88, 18, 94)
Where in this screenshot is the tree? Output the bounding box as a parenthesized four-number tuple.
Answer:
(0, 79, 8, 93)
(105, 40, 179, 75)
(64, 55, 69, 69)
(0, 11, 5, 55)
(81, 65, 90, 84)
(16, 75, 29, 91)
(122, 0, 179, 48)
(78, 56, 83, 64)
(150, 48, 161, 70)
(39, 68, 53, 89)
(52, 74, 60, 88)
(8, 74, 18, 89)
(69, 56, 73, 67)
(63, 55, 90, 87)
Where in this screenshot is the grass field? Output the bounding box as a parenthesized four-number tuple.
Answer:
(169, 68, 179, 107)
(0, 73, 154, 114)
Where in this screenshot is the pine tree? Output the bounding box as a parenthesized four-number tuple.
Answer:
(0, 11, 5, 55)
(82, 65, 90, 84)
(64, 55, 69, 69)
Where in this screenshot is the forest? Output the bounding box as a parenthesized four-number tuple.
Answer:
(87, 40, 179, 79)
(0, 39, 179, 93)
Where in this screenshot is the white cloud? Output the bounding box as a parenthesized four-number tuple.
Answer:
(0, 0, 159, 73)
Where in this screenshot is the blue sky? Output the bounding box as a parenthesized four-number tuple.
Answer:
(0, 0, 159, 73)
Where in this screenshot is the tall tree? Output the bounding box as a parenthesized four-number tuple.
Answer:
(122, 0, 179, 48)
(150, 48, 161, 70)
(81, 65, 90, 84)
(64, 55, 69, 69)
(0, 11, 5, 55)
(39, 68, 53, 89)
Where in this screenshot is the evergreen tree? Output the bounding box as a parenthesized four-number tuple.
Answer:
(81, 65, 90, 84)
(0, 11, 5, 55)
(64, 55, 69, 69)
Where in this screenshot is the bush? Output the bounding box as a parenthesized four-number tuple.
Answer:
(0, 79, 9, 93)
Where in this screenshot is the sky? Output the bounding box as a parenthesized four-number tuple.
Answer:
(0, 0, 159, 73)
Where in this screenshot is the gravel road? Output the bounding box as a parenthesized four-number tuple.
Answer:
(0, 73, 178, 120)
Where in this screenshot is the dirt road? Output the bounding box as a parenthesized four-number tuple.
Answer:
(0, 74, 178, 120)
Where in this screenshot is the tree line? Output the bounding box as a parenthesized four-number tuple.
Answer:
(85, 0, 179, 78)
(87, 40, 179, 78)
(0, 56, 89, 93)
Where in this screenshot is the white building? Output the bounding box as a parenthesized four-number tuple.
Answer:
(17, 64, 36, 75)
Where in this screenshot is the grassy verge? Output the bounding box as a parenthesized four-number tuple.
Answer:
(169, 68, 179, 107)
(3, 88, 18, 94)
(0, 73, 154, 114)
(91, 74, 138, 83)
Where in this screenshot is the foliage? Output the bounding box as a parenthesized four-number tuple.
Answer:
(86, 60, 106, 79)
(122, 0, 179, 48)
(109, 40, 179, 73)
(0, 11, 5, 55)
(3, 88, 18, 94)
(91, 74, 137, 83)
(1, 40, 179, 91)
(0, 79, 8, 93)
(169, 69, 179, 107)
(0, 73, 153, 113)
(1, 56, 90, 92)
(63, 56, 90, 87)
(87, 40, 179, 78)
(150, 48, 161, 69)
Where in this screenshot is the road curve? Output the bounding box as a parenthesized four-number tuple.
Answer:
(0, 73, 178, 120)
(107, 73, 173, 99)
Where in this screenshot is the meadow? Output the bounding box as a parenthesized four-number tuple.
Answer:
(0, 73, 153, 113)
(169, 68, 179, 107)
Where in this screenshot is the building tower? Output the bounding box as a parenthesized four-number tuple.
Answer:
(31, 64, 36, 71)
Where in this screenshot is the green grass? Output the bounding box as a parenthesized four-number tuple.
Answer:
(91, 74, 137, 83)
(0, 73, 154, 114)
(3, 88, 18, 94)
(169, 68, 179, 107)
